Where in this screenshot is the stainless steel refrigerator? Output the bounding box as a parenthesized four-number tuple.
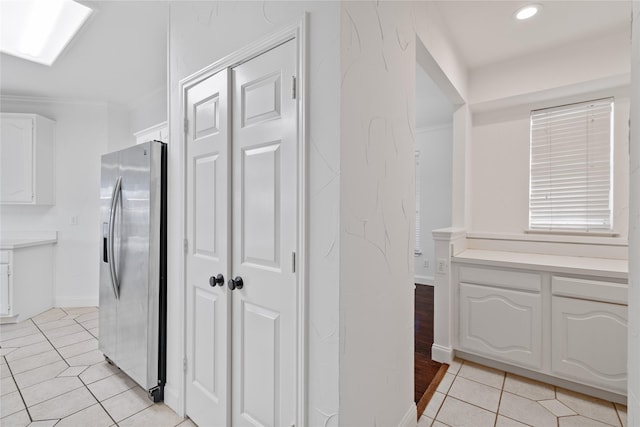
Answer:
(99, 141, 167, 402)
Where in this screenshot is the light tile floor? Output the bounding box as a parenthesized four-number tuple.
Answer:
(3, 308, 629, 427)
(1, 307, 193, 427)
(420, 358, 628, 427)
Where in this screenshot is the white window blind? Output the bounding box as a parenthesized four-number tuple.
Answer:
(415, 151, 422, 255)
(529, 98, 613, 232)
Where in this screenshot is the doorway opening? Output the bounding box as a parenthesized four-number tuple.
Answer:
(414, 59, 455, 417)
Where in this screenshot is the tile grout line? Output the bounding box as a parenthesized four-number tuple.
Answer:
(8, 314, 80, 422)
(0, 330, 45, 347)
(431, 360, 464, 425)
(30, 318, 71, 371)
(3, 353, 34, 423)
(78, 374, 120, 426)
(65, 307, 124, 426)
(614, 401, 624, 427)
(492, 371, 506, 427)
(31, 308, 117, 426)
(3, 341, 55, 364)
(555, 386, 559, 427)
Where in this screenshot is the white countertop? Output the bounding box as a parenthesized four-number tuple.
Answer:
(0, 231, 58, 250)
(453, 249, 628, 280)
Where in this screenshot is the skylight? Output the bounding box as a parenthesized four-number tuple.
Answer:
(0, 0, 93, 66)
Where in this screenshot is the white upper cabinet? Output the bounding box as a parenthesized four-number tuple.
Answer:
(0, 113, 55, 205)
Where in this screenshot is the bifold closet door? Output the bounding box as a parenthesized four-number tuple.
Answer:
(230, 39, 298, 427)
(185, 69, 230, 427)
(184, 39, 298, 427)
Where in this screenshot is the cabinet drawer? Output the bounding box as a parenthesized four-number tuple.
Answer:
(459, 283, 542, 369)
(0, 251, 9, 264)
(552, 296, 627, 394)
(459, 265, 541, 292)
(552, 276, 627, 305)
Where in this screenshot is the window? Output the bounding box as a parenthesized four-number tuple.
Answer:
(415, 151, 422, 255)
(529, 98, 614, 233)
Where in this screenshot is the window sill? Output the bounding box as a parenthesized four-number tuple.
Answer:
(466, 231, 627, 247)
(525, 229, 620, 238)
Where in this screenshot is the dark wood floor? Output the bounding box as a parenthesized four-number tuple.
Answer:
(415, 284, 444, 414)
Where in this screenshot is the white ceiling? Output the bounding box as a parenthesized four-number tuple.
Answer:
(0, 0, 631, 111)
(0, 1, 167, 106)
(434, 0, 631, 69)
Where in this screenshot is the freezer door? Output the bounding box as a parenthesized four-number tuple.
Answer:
(99, 151, 120, 364)
(116, 142, 163, 391)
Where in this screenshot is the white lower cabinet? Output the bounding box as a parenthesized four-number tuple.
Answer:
(0, 243, 55, 323)
(0, 263, 10, 316)
(460, 283, 542, 369)
(454, 261, 628, 397)
(551, 278, 627, 394)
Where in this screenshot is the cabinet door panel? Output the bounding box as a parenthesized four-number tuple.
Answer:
(552, 296, 627, 393)
(460, 283, 542, 369)
(0, 264, 10, 316)
(1, 117, 33, 203)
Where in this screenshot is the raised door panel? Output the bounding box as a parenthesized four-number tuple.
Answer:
(552, 296, 627, 394)
(239, 301, 279, 427)
(0, 117, 34, 203)
(185, 70, 229, 427)
(231, 40, 297, 427)
(192, 288, 220, 400)
(242, 143, 281, 268)
(459, 283, 542, 369)
(0, 263, 10, 316)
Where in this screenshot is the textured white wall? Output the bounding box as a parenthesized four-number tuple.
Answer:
(0, 98, 110, 306)
(627, 2, 640, 424)
(129, 86, 168, 135)
(415, 125, 452, 283)
(470, 97, 630, 252)
(167, 2, 340, 424)
(470, 27, 630, 106)
(107, 103, 135, 152)
(340, 2, 416, 425)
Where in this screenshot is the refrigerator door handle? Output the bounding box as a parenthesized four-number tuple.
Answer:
(108, 176, 122, 299)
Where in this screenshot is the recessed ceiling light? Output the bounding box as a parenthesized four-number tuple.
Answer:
(0, 0, 93, 66)
(515, 4, 542, 20)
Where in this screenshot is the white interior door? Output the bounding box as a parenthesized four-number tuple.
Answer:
(231, 39, 297, 427)
(184, 39, 298, 427)
(185, 69, 230, 427)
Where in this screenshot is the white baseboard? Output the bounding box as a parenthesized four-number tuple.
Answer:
(628, 389, 639, 427)
(431, 344, 454, 364)
(398, 402, 417, 427)
(163, 384, 183, 416)
(457, 351, 627, 405)
(0, 314, 20, 324)
(55, 296, 98, 308)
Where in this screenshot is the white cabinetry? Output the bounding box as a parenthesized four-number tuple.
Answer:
(551, 277, 627, 394)
(1, 113, 55, 205)
(0, 261, 10, 316)
(0, 238, 56, 323)
(134, 122, 168, 145)
(453, 251, 628, 397)
(460, 280, 542, 369)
